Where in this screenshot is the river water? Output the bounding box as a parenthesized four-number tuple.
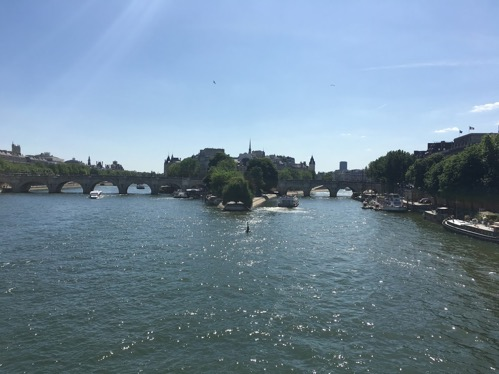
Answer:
(1, 187, 498, 373)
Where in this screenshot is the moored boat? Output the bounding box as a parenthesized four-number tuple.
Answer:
(423, 207, 451, 223)
(223, 201, 250, 211)
(442, 217, 499, 243)
(278, 195, 299, 208)
(377, 193, 407, 212)
(205, 194, 223, 206)
(173, 189, 188, 198)
(89, 190, 103, 199)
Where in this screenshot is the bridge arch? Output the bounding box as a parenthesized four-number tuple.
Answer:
(278, 179, 377, 197)
(0, 174, 206, 195)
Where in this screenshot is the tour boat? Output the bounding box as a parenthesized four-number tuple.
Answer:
(442, 218, 499, 244)
(278, 195, 299, 208)
(89, 190, 103, 199)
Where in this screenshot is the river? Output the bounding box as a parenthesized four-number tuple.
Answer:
(1, 187, 498, 373)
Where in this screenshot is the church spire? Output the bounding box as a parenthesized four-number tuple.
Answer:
(249, 139, 252, 154)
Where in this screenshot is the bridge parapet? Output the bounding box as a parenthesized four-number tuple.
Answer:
(0, 174, 205, 195)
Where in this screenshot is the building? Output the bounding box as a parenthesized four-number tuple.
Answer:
(452, 133, 488, 151)
(334, 168, 366, 182)
(339, 161, 347, 171)
(0, 143, 25, 163)
(197, 148, 225, 176)
(309, 156, 315, 173)
(26, 152, 64, 164)
(163, 155, 181, 175)
(414, 132, 494, 158)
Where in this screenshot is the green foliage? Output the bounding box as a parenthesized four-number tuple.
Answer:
(278, 167, 313, 181)
(0, 158, 148, 177)
(209, 168, 242, 197)
(208, 152, 234, 169)
(322, 171, 334, 181)
(222, 176, 253, 208)
(416, 134, 499, 198)
(204, 154, 238, 193)
(204, 152, 257, 206)
(367, 150, 414, 191)
(405, 153, 444, 189)
(245, 157, 278, 192)
(247, 166, 264, 195)
(481, 134, 499, 190)
(438, 146, 485, 195)
(424, 162, 444, 195)
(166, 157, 200, 178)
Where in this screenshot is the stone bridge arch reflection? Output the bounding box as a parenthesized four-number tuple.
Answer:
(277, 179, 379, 197)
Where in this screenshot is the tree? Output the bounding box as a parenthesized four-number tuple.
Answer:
(209, 168, 241, 197)
(247, 166, 264, 195)
(424, 161, 444, 196)
(480, 135, 499, 190)
(367, 150, 414, 191)
(208, 152, 234, 169)
(222, 176, 253, 208)
(405, 153, 444, 189)
(167, 158, 200, 178)
(245, 158, 278, 192)
(278, 167, 314, 181)
(438, 146, 486, 196)
(204, 155, 238, 193)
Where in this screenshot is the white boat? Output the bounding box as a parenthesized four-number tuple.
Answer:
(173, 189, 188, 198)
(223, 201, 250, 211)
(377, 193, 407, 212)
(89, 190, 103, 199)
(423, 207, 451, 223)
(442, 218, 499, 244)
(278, 195, 299, 208)
(205, 195, 223, 206)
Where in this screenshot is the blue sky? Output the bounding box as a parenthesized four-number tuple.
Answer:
(1, 0, 499, 173)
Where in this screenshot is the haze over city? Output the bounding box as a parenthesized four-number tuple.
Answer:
(1, 0, 499, 173)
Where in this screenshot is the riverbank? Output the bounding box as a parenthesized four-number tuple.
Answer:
(252, 193, 277, 208)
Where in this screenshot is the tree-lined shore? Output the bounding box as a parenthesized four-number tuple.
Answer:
(366, 134, 499, 213)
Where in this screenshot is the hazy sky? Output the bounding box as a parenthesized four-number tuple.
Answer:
(1, 0, 499, 173)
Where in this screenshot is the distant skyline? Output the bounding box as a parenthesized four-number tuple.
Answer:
(1, 1, 499, 173)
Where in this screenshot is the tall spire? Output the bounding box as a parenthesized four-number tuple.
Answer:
(249, 139, 252, 154)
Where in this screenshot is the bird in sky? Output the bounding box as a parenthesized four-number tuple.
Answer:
(213, 80, 216, 84)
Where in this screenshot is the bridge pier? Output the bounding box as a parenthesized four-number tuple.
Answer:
(80, 183, 94, 194)
(149, 183, 161, 195)
(47, 183, 61, 193)
(12, 185, 30, 193)
(117, 184, 128, 194)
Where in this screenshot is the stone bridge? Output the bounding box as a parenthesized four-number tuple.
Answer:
(0, 174, 204, 195)
(277, 179, 381, 197)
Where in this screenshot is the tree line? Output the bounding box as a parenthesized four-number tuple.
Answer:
(366, 134, 499, 201)
(0, 159, 147, 177)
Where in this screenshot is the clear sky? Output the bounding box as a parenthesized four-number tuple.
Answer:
(1, 0, 499, 173)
